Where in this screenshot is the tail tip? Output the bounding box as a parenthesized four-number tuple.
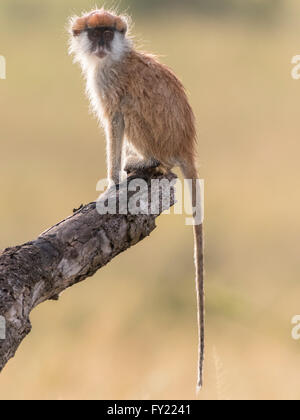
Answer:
(196, 379, 203, 394)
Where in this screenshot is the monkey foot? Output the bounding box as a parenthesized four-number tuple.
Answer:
(124, 158, 161, 174)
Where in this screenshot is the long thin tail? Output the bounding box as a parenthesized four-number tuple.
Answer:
(181, 163, 205, 391)
(194, 222, 204, 390)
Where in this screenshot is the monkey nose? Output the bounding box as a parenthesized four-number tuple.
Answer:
(95, 46, 107, 59)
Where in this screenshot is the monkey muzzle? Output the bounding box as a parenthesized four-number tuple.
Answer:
(95, 45, 107, 59)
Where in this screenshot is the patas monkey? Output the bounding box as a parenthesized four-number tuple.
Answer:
(69, 9, 204, 390)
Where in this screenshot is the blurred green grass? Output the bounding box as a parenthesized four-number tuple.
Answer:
(0, 0, 300, 400)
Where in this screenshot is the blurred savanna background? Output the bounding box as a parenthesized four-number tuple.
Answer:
(0, 0, 300, 400)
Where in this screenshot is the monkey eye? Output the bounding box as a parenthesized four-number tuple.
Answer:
(103, 30, 114, 43)
(88, 28, 101, 40)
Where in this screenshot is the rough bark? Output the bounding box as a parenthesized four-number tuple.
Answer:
(0, 170, 176, 373)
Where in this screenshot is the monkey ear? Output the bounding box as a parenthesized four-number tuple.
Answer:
(120, 26, 127, 35)
(72, 29, 82, 37)
(115, 14, 129, 35)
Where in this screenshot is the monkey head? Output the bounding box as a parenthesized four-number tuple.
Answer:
(69, 9, 130, 63)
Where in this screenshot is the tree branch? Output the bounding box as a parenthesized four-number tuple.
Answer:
(0, 170, 176, 373)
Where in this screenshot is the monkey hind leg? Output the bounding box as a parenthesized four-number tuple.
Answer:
(124, 156, 161, 174)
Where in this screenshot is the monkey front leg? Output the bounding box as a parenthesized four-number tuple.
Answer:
(106, 111, 125, 186)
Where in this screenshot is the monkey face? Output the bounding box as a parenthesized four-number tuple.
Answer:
(86, 27, 115, 59)
(69, 10, 129, 63)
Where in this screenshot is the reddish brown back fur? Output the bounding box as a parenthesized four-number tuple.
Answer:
(95, 50, 197, 168)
